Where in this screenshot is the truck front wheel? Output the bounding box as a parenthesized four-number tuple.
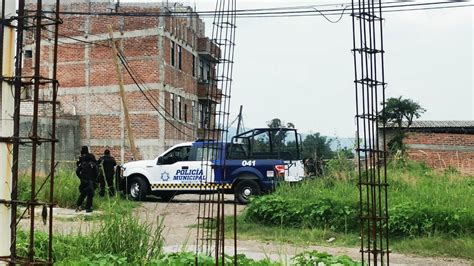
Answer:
(234, 180, 260, 204)
(128, 177, 148, 201)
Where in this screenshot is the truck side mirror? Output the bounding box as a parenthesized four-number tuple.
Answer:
(157, 156, 164, 165)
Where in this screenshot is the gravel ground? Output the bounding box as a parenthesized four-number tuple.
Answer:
(137, 194, 470, 265)
(18, 194, 470, 265)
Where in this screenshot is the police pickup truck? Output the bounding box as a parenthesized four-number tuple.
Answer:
(121, 128, 304, 204)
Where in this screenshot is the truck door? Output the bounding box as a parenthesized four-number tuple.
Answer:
(193, 144, 216, 184)
(152, 145, 200, 189)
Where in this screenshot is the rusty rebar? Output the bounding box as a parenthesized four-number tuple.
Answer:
(28, 0, 44, 260)
(351, 0, 389, 264)
(10, 0, 26, 261)
(48, 0, 61, 261)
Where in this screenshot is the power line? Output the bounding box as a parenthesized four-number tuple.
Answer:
(116, 50, 196, 138)
(33, 1, 470, 46)
(28, 1, 470, 18)
(118, 50, 196, 131)
(116, 50, 193, 129)
(27, 1, 353, 16)
(235, 3, 472, 18)
(231, 2, 472, 18)
(313, 5, 350, 23)
(42, 26, 111, 48)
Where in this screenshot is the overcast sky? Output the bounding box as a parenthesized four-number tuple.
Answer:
(124, 0, 473, 137)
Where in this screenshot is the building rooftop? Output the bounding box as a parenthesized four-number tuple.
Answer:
(382, 120, 474, 133)
(402, 120, 474, 128)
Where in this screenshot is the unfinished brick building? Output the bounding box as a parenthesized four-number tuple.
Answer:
(383, 121, 474, 175)
(23, 0, 220, 163)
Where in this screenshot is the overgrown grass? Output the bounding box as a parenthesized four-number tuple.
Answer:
(17, 211, 164, 264)
(240, 161, 474, 259)
(225, 215, 359, 247)
(18, 170, 81, 208)
(17, 216, 361, 265)
(391, 235, 474, 259)
(18, 170, 137, 215)
(227, 216, 474, 260)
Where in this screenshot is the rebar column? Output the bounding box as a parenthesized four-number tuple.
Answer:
(195, 0, 237, 264)
(351, 0, 390, 264)
(48, 0, 61, 262)
(0, 0, 61, 264)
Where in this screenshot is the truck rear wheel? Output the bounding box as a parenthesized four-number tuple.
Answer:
(128, 177, 148, 201)
(234, 179, 260, 204)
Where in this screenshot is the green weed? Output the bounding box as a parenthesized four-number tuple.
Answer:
(246, 161, 473, 237)
(17, 212, 164, 263)
(18, 170, 80, 208)
(18, 170, 136, 214)
(292, 250, 362, 266)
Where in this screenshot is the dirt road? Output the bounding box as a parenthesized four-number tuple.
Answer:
(137, 194, 470, 265)
(18, 194, 470, 265)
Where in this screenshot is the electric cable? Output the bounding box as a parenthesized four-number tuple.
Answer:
(26, 1, 470, 18)
(313, 5, 350, 23)
(116, 51, 195, 138)
(26, 0, 470, 50)
(237, 3, 472, 18)
(27, 0, 468, 17)
(116, 50, 196, 131)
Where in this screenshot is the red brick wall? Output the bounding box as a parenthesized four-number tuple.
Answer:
(129, 114, 160, 138)
(404, 132, 474, 175)
(58, 64, 86, 87)
(58, 44, 85, 62)
(24, 1, 207, 162)
(90, 115, 121, 139)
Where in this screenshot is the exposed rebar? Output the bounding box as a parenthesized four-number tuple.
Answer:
(351, 0, 390, 264)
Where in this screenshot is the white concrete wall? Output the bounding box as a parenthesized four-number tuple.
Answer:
(0, 0, 17, 258)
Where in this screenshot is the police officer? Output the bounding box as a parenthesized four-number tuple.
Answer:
(98, 149, 117, 197)
(76, 146, 98, 213)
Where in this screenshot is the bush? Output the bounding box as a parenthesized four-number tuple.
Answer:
(292, 251, 361, 265)
(245, 195, 358, 233)
(245, 162, 474, 237)
(389, 203, 473, 237)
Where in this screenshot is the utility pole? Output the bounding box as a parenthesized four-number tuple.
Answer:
(108, 26, 140, 161)
(0, 0, 17, 258)
(235, 105, 243, 135)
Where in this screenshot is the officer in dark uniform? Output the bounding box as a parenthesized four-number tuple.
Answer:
(98, 149, 117, 197)
(76, 146, 98, 212)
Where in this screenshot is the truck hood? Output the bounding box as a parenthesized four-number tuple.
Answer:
(123, 159, 156, 169)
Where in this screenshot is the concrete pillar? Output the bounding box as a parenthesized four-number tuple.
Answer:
(0, 0, 17, 258)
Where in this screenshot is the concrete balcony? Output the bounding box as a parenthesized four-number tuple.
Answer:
(197, 37, 220, 63)
(197, 81, 222, 104)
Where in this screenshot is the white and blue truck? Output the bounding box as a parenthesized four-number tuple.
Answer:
(120, 128, 304, 204)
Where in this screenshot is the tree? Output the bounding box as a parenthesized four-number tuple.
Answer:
(302, 133, 333, 160)
(266, 118, 294, 129)
(379, 96, 426, 128)
(379, 96, 426, 153)
(267, 118, 283, 128)
(265, 118, 295, 149)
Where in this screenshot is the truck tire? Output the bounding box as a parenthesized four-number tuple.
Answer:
(234, 179, 260, 204)
(128, 177, 148, 201)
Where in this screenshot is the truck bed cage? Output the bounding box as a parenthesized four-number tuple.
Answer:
(229, 127, 302, 160)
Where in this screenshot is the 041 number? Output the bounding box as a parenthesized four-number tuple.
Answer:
(241, 160, 256, 167)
